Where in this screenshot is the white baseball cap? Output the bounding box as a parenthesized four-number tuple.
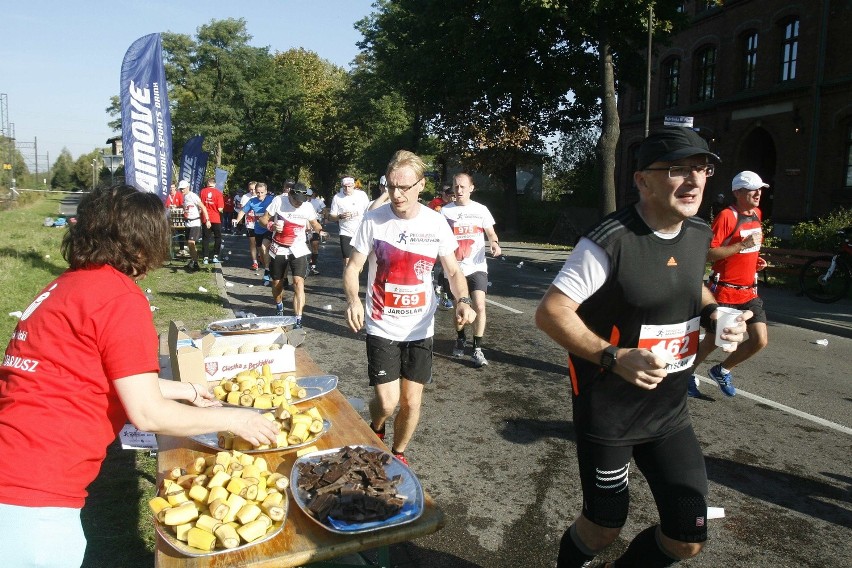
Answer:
(731, 171, 769, 191)
(178, 180, 190, 190)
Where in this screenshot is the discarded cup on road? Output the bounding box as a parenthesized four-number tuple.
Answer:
(225, 282, 234, 287)
(198, 286, 208, 293)
(714, 307, 743, 350)
(323, 304, 333, 311)
(811, 339, 829, 346)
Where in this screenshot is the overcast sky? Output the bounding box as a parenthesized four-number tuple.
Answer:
(1, 0, 375, 167)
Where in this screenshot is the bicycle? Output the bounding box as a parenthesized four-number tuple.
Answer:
(798, 227, 852, 303)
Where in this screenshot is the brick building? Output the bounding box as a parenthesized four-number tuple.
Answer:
(616, 0, 852, 236)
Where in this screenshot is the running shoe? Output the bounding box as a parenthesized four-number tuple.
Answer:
(202, 257, 209, 265)
(212, 256, 220, 264)
(262, 274, 271, 286)
(452, 338, 466, 358)
(370, 422, 386, 441)
(293, 322, 303, 330)
(276, 307, 285, 317)
(472, 348, 488, 368)
(309, 264, 320, 275)
(687, 374, 702, 398)
(438, 297, 454, 310)
(392, 451, 408, 466)
(251, 260, 259, 270)
(708, 364, 736, 397)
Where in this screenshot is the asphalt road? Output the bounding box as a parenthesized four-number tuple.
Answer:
(216, 231, 852, 568)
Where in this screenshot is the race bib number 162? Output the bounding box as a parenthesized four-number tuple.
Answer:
(637, 317, 701, 372)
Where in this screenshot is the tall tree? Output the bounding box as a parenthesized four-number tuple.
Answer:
(356, 0, 585, 232)
(50, 149, 75, 190)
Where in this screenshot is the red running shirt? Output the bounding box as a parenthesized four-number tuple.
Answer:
(200, 186, 224, 223)
(709, 206, 763, 304)
(0, 265, 159, 508)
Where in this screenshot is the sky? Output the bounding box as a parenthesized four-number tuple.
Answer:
(0, 0, 376, 168)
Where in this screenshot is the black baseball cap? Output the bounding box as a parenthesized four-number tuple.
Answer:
(636, 127, 720, 170)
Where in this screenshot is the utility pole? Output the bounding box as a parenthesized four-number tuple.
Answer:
(644, 5, 654, 137)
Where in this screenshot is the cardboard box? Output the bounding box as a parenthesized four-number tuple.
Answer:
(168, 321, 304, 383)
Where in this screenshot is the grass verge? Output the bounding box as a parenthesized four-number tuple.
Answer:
(0, 193, 231, 567)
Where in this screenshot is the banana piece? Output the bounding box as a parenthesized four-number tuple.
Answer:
(186, 526, 217, 551)
(236, 518, 269, 543)
(148, 496, 171, 515)
(214, 523, 240, 549)
(163, 502, 199, 526)
(194, 514, 222, 534)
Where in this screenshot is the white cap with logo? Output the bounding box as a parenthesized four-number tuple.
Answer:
(731, 171, 769, 191)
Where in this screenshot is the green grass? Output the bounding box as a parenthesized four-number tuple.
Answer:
(0, 193, 230, 567)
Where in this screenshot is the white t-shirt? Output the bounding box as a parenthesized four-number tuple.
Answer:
(352, 204, 457, 341)
(264, 195, 315, 258)
(182, 192, 203, 227)
(441, 201, 496, 276)
(330, 190, 370, 237)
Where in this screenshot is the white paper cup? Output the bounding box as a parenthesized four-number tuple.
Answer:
(275, 219, 285, 233)
(714, 307, 743, 350)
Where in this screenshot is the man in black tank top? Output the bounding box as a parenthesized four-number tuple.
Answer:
(536, 127, 751, 568)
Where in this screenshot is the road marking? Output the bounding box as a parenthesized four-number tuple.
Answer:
(697, 376, 852, 436)
(485, 297, 524, 314)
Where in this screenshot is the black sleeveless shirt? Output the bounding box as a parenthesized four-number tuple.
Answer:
(571, 206, 712, 445)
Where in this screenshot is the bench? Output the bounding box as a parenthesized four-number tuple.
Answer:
(758, 247, 826, 283)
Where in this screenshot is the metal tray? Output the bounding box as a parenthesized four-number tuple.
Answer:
(220, 375, 338, 409)
(189, 419, 331, 455)
(207, 316, 297, 335)
(155, 498, 286, 557)
(290, 445, 424, 534)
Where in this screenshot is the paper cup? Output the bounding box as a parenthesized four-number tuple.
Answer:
(275, 219, 285, 233)
(714, 307, 743, 350)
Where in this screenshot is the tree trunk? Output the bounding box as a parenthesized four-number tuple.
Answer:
(501, 154, 518, 234)
(597, 29, 619, 216)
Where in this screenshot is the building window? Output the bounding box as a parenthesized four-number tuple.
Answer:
(634, 85, 646, 114)
(696, 46, 716, 102)
(846, 125, 852, 188)
(743, 32, 758, 89)
(663, 57, 680, 108)
(781, 18, 799, 81)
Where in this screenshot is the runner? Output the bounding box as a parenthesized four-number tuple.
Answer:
(343, 150, 475, 465)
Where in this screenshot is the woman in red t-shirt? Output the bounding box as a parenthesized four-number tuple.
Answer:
(0, 185, 278, 566)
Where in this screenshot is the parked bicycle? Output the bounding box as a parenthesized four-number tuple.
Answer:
(798, 227, 852, 303)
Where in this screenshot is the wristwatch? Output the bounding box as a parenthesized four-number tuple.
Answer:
(600, 345, 619, 371)
(457, 296, 472, 306)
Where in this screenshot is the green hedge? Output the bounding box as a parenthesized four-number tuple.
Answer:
(791, 208, 852, 252)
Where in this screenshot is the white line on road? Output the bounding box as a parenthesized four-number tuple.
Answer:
(697, 376, 852, 436)
(485, 297, 524, 314)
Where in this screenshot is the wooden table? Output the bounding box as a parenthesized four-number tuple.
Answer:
(155, 349, 445, 567)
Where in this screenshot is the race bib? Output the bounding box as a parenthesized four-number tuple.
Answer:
(246, 211, 256, 230)
(637, 317, 700, 372)
(383, 282, 427, 317)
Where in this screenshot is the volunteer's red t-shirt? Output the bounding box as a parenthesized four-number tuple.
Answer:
(0, 265, 159, 508)
(200, 186, 224, 223)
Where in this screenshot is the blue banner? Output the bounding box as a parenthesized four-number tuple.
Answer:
(215, 168, 229, 191)
(120, 33, 172, 200)
(179, 135, 207, 194)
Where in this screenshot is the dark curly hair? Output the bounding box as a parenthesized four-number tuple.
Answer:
(62, 185, 171, 276)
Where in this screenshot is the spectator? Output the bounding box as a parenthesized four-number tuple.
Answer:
(222, 189, 235, 233)
(0, 185, 277, 567)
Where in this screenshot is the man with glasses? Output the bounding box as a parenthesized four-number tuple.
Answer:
(536, 127, 750, 568)
(688, 171, 769, 398)
(343, 150, 475, 466)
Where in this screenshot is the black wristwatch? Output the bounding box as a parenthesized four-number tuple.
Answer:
(457, 296, 472, 306)
(600, 346, 619, 371)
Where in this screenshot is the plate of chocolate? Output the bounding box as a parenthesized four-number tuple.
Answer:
(290, 445, 424, 534)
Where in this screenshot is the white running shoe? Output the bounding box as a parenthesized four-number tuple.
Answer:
(472, 348, 488, 368)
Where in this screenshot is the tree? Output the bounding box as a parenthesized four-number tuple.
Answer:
(546, 0, 689, 214)
(51, 149, 75, 190)
(356, 0, 586, 232)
